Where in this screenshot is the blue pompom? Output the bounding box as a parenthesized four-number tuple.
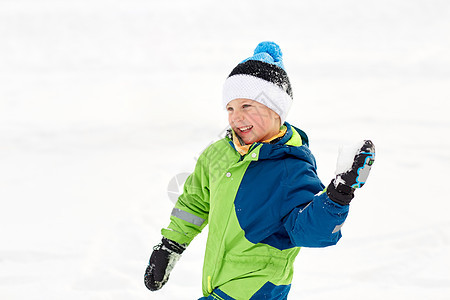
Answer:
(253, 41, 283, 62)
(239, 41, 285, 70)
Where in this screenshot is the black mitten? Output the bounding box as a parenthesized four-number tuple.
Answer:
(327, 140, 375, 205)
(144, 237, 186, 291)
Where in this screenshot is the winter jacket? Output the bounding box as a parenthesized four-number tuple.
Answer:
(161, 122, 349, 300)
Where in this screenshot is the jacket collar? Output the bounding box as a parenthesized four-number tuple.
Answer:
(256, 123, 316, 167)
(226, 122, 312, 161)
(230, 126, 288, 156)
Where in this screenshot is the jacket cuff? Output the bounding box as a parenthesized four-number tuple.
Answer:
(161, 228, 194, 246)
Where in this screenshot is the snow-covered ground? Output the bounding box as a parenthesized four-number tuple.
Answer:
(1, 0, 449, 299)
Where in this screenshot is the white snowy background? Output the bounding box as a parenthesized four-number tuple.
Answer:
(1, 0, 449, 299)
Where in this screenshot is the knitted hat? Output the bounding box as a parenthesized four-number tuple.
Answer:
(223, 41, 293, 124)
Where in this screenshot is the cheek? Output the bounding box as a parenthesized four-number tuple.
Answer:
(247, 111, 269, 128)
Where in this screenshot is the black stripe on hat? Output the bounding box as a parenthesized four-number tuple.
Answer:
(228, 60, 293, 98)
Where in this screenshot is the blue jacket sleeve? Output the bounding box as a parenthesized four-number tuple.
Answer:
(283, 192, 349, 247)
(281, 154, 350, 248)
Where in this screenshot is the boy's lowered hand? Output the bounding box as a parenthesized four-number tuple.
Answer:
(327, 140, 375, 206)
(144, 237, 186, 291)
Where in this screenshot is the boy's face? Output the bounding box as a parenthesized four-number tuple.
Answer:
(227, 98, 281, 145)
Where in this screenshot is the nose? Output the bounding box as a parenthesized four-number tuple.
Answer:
(231, 110, 244, 124)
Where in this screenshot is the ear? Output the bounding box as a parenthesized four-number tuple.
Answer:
(272, 111, 281, 127)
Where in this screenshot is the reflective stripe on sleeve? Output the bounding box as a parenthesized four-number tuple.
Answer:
(171, 208, 205, 227)
(332, 222, 345, 234)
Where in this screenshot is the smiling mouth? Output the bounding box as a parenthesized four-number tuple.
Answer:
(237, 125, 253, 133)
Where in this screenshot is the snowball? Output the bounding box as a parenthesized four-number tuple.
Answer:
(335, 141, 365, 175)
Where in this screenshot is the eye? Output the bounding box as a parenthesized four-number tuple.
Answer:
(242, 104, 252, 109)
(226, 106, 234, 112)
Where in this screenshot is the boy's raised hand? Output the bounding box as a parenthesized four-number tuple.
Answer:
(144, 237, 186, 291)
(327, 140, 375, 206)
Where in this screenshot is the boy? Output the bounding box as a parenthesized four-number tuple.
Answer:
(144, 41, 375, 299)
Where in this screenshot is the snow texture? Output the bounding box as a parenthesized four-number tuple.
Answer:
(335, 141, 364, 175)
(1, 0, 450, 299)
